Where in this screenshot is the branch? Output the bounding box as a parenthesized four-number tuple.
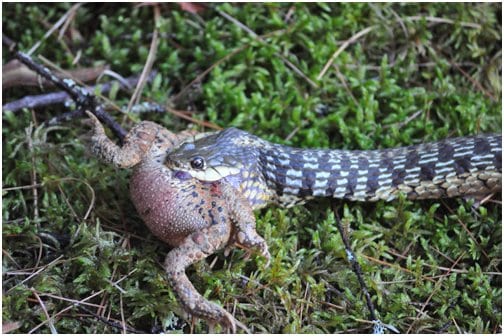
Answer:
(3, 73, 153, 113)
(331, 204, 399, 334)
(2, 34, 126, 141)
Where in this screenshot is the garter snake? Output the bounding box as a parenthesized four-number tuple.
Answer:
(165, 128, 502, 209)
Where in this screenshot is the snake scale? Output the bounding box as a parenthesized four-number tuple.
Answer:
(166, 127, 502, 208)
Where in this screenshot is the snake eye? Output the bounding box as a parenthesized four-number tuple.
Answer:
(190, 156, 205, 170)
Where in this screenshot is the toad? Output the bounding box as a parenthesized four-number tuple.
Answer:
(86, 112, 270, 332)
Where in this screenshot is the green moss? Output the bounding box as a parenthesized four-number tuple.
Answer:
(3, 3, 501, 333)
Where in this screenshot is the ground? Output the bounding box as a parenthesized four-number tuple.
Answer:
(2, 3, 502, 333)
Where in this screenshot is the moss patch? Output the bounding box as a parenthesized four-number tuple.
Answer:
(3, 3, 501, 333)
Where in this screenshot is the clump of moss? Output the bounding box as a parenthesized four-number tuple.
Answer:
(3, 3, 501, 333)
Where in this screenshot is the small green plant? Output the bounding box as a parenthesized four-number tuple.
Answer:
(3, 3, 501, 333)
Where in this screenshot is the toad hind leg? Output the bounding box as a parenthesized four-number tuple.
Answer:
(164, 222, 244, 333)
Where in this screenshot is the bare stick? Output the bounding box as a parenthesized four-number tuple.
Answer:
(331, 205, 399, 334)
(27, 3, 83, 56)
(3, 74, 150, 113)
(406, 15, 481, 29)
(44, 108, 85, 126)
(126, 5, 160, 112)
(331, 205, 377, 321)
(3, 34, 127, 141)
(317, 26, 375, 81)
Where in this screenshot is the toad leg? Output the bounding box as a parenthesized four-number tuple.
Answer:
(86, 111, 197, 167)
(222, 183, 271, 265)
(164, 222, 242, 333)
(86, 111, 161, 167)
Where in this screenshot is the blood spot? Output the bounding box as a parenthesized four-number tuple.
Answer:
(191, 233, 205, 245)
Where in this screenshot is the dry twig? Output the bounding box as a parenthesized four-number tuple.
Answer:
(27, 4, 83, 56)
(3, 34, 127, 141)
(317, 26, 376, 81)
(126, 5, 160, 113)
(31, 289, 58, 334)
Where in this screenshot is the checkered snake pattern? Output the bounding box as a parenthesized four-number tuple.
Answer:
(166, 128, 502, 208)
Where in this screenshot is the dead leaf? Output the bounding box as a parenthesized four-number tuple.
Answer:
(177, 2, 206, 14)
(3, 321, 21, 334)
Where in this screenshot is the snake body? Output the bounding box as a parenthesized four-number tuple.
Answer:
(166, 128, 502, 208)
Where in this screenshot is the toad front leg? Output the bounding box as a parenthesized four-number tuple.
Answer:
(86, 111, 196, 167)
(86, 111, 160, 167)
(220, 183, 271, 264)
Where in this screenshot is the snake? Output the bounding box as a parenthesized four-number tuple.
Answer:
(165, 127, 502, 208)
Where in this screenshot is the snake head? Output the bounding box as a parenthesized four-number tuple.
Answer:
(166, 128, 258, 182)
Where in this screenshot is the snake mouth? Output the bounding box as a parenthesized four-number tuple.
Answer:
(163, 155, 184, 170)
(182, 165, 241, 182)
(165, 158, 242, 182)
